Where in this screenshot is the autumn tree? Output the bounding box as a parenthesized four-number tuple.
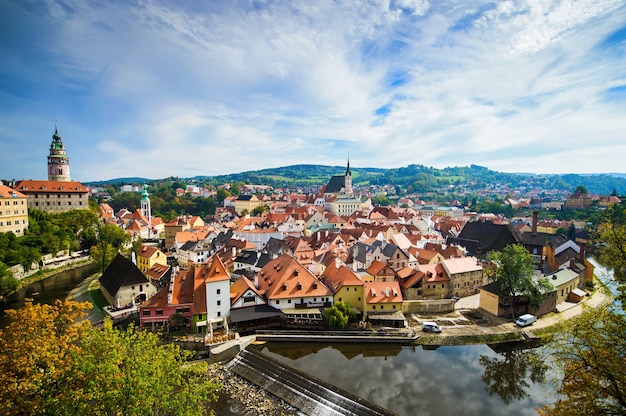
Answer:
(0, 300, 219, 416)
(595, 200, 626, 306)
(487, 244, 553, 319)
(539, 306, 626, 416)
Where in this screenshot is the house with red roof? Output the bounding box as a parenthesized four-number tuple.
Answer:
(256, 254, 333, 322)
(139, 266, 194, 332)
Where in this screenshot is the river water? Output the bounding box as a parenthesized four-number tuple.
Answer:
(253, 342, 553, 416)
(0, 263, 97, 327)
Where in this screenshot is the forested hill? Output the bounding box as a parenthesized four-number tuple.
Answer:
(90, 164, 626, 196)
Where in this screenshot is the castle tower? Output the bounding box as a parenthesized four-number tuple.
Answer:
(47, 125, 71, 182)
(140, 184, 152, 228)
(344, 158, 353, 196)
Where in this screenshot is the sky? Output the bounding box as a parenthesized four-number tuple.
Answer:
(1, 0, 625, 182)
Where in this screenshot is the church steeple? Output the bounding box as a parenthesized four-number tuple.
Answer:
(344, 158, 353, 196)
(140, 184, 152, 230)
(47, 123, 71, 182)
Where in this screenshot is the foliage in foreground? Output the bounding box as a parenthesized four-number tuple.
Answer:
(595, 201, 626, 306)
(539, 306, 626, 416)
(0, 300, 219, 416)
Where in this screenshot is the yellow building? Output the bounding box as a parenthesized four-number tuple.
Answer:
(234, 194, 261, 215)
(320, 262, 365, 313)
(0, 184, 29, 236)
(136, 246, 168, 274)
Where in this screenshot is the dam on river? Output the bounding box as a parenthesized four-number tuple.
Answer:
(225, 348, 397, 416)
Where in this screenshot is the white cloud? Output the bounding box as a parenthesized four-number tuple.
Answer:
(1, 0, 625, 180)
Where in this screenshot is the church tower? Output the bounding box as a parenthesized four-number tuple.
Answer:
(47, 125, 71, 182)
(344, 158, 353, 196)
(140, 184, 152, 227)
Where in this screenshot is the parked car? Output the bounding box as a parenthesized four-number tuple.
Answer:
(422, 321, 442, 333)
(515, 314, 537, 327)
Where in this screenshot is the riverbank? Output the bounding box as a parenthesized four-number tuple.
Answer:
(9, 258, 94, 294)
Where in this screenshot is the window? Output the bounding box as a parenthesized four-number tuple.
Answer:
(176, 308, 183, 313)
(288, 299, 292, 303)
(276, 300, 280, 305)
(217, 311, 221, 317)
(372, 305, 376, 309)
(338, 298, 342, 302)
(156, 309, 163, 316)
(216, 289, 221, 295)
(143, 310, 151, 316)
(217, 300, 221, 306)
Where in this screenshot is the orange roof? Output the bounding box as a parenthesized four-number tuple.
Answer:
(0, 184, 26, 198)
(364, 281, 403, 304)
(230, 275, 263, 305)
(137, 246, 161, 259)
(366, 259, 388, 276)
(171, 268, 195, 304)
(320, 262, 363, 293)
(257, 254, 332, 300)
(13, 180, 88, 193)
(192, 266, 207, 315)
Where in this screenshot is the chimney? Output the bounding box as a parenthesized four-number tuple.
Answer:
(579, 242, 586, 262)
(532, 211, 538, 235)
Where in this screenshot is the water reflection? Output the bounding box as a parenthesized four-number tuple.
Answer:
(480, 348, 548, 404)
(259, 342, 553, 416)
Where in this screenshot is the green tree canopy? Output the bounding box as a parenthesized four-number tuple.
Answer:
(0, 300, 219, 416)
(487, 244, 553, 318)
(595, 201, 626, 306)
(539, 306, 626, 416)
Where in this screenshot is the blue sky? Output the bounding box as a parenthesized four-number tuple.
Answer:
(1, 0, 625, 182)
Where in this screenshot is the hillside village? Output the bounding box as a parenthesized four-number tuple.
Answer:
(1, 129, 618, 345)
(95, 161, 606, 344)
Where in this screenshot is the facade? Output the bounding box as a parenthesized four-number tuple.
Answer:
(99, 254, 159, 307)
(234, 194, 261, 215)
(257, 254, 333, 313)
(139, 267, 194, 331)
(363, 281, 403, 314)
(441, 257, 484, 297)
(136, 246, 168, 274)
(0, 184, 29, 235)
(13, 180, 89, 213)
(320, 261, 365, 313)
(47, 127, 71, 182)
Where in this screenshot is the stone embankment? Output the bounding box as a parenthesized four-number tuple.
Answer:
(208, 362, 301, 416)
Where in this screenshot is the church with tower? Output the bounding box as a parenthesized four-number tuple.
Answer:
(316, 159, 371, 216)
(13, 125, 89, 213)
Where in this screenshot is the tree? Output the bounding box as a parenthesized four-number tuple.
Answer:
(0, 261, 19, 296)
(324, 305, 349, 329)
(574, 185, 588, 194)
(487, 244, 553, 319)
(595, 201, 626, 306)
(539, 306, 626, 416)
(0, 300, 220, 416)
(90, 221, 131, 272)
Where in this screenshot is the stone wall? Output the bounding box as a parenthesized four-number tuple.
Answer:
(402, 299, 456, 314)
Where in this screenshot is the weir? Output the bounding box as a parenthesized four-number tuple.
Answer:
(225, 348, 397, 416)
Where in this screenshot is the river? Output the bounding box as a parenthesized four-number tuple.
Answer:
(0, 263, 97, 327)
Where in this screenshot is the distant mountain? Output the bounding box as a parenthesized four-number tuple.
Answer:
(86, 164, 626, 196)
(87, 177, 154, 186)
